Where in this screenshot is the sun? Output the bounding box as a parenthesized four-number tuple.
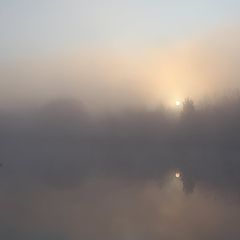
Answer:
(175, 171, 181, 178)
(175, 100, 181, 107)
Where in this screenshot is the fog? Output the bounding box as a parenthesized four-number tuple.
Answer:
(1, 24, 240, 240)
(0, 94, 240, 239)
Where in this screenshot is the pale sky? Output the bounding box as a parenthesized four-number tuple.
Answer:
(1, 0, 240, 58)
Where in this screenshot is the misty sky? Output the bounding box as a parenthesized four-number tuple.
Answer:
(1, 0, 240, 57)
(1, 0, 240, 111)
(1, 0, 240, 110)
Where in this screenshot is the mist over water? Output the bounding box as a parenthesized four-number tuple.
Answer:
(0, 95, 240, 239)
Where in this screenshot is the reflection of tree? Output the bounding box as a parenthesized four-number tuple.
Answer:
(178, 98, 196, 193)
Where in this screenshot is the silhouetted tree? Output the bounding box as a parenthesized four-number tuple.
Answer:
(181, 98, 195, 120)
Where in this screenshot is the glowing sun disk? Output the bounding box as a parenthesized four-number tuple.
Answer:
(175, 100, 181, 106)
(175, 172, 181, 178)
